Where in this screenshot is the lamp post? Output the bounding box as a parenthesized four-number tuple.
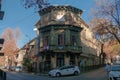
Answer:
(34, 28, 40, 55)
(34, 28, 41, 73)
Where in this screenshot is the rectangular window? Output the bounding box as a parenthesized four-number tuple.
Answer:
(58, 34, 64, 45)
(44, 36, 49, 47)
(71, 35, 76, 46)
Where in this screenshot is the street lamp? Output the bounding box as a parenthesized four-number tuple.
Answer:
(33, 28, 40, 56)
(33, 27, 41, 73)
(33, 28, 37, 31)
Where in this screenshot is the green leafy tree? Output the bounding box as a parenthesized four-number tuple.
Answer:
(22, 58, 33, 72)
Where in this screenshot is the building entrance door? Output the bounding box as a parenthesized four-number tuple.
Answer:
(70, 54, 75, 65)
(45, 54, 51, 71)
(57, 53, 64, 67)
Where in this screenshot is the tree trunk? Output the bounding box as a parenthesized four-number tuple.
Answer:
(112, 32, 120, 44)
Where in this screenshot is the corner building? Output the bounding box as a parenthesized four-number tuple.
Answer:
(34, 5, 101, 72)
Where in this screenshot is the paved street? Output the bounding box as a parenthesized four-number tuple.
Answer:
(6, 67, 107, 80)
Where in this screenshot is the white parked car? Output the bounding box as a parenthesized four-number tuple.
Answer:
(48, 65, 80, 77)
(15, 66, 22, 72)
(109, 65, 120, 80)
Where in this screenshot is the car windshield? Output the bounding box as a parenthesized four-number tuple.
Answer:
(111, 66, 120, 71)
(58, 65, 74, 70)
(16, 66, 21, 68)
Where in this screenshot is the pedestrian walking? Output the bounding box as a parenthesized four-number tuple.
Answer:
(105, 63, 111, 75)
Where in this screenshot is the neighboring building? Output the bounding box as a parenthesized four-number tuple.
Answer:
(80, 22, 101, 67)
(33, 5, 102, 72)
(15, 49, 26, 67)
(15, 38, 37, 68)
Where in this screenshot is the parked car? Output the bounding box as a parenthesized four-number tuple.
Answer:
(0, 66, 6, 69)
(109, 65, 120, 80)
(15, 66, 22, 72)
(48, 65, 80, 77)
(9, 66, 16, 71)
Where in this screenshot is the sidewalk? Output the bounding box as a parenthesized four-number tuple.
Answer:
(8, 67, 106, 79)
(30, 67, 106, 77)
(81, 67, 107, 79)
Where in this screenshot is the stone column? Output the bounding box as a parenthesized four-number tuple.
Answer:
(75, 55, 78, 66)
(77, 32, 81, 47)
(50, 27, 55, 46)
(64, 54, 70, 65)
(36, 57, 40, 73)
(65, 28, 70, 49)
(51, 55, 56, 69)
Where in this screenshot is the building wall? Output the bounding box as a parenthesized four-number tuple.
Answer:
(80, 23, 101, 66)
(35, 5, 101, 58)
(16, 50, 26, 67)
(81, 25, 101, 56)
(36, 6, 101, 70)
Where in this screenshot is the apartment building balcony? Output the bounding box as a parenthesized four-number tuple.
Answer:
(40, 45, 82, 54)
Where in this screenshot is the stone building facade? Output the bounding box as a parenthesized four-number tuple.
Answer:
(16, 5, 102, 72)
(80, 22, 101, 67)
(15, 38, 37, 67)
(32, 5, 102, 72)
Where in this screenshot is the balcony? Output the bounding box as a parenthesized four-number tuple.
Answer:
(40, 45, 82, 53)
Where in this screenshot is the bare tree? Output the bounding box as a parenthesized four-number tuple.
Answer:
(91, 17, 119, 43)
(1, 27, 22, 66)
(104, 39, 120, 55)
(90, 0, 120, 44)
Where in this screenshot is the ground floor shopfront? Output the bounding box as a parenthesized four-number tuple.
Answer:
(33, 52, 100, 73)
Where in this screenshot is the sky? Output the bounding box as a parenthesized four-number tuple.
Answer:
(0, 0, 96, 48)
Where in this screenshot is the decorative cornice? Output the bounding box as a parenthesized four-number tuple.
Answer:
(39, 5, 83, 16)
(39, 24, 83, 32)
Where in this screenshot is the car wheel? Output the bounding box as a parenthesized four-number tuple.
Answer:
(74, 71, 78, 75)
(113, 77, 117, 80)
(48, 74, 51, 77)
(109, 77, 112, 80)
(56, 72, 61, 77)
